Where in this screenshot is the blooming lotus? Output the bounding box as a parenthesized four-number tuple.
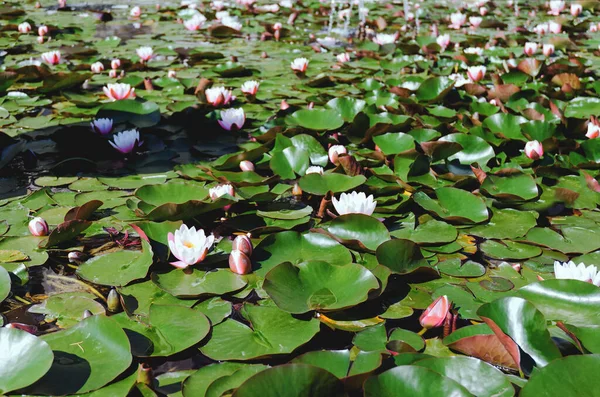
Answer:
(41, 51, 61, 65)
(571, 3, 582, 16)
(543, 44, 555, 57)
(109, 129, 143, 154)
(332, 191, 376, 216)
(449, 12, 466, 29)
(103, 83, 135, 101)
(524, 140, 543, 160)
(38, 25, 48, 36)
(467, 65, 486, 82)
(420, 296, 450, 329)
(336, 53, 350, 63)
(167, 224, 214, 269)
(130, 6, 141, 17)
(209, 184, 235, 200)
(554, 261, 600, 286)
(136, 46, 153, 62)
(524, 42, 538, 56)
(28, 217, 49, 236)
(469, 16, 482, 28)
(205, 86, 234, 106)
(111, 58, 121, 70)
(328, 145, 347, 165)
(90, 118, 113, 135)
(218, 108, 245, 131)
(241, 80, 260, 95)
(305, 165, 324, 175)
(90, 61, 104, 73)
(587, 118, 600, 139)
(436, 34, 450, 50)
(372, 33, 396, 45)
(18, 22, 31, 33)
(184, 14, 206, 30)
(291, 57, 309, 73)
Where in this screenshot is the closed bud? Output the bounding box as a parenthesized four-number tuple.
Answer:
(292, 183, 302, 196)
(82, 309, 93, 318)
(239, 160, 255, 172)
(419, 295, 450, 329)
(232, 235, 253, 256)
(68, 251, 85, 263)
(229, 250, 252, 274)
(107, 288, 121, 312)
(28, 217, 49, 237)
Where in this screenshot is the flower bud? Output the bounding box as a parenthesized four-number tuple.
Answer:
(232, 235, 253, 256)
(68, 251, 85, 263)
(167, 70, 177, 78)
(524, 140, 543, 160)
(328, 145, 347, 165)
(239, 160, 255, 172)
(107, 288, 121, 313)
(229, 250, 252, 274)
(292, 183, 302, 196)
(28, 217, 49, 237)
(419, 295, 450, 329)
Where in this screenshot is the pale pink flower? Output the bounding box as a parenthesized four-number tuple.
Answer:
(241, 80, 260, 95)
(273, 22, 283, 30)
(90, 118, 113, 135)
(239, 160, 255, 171)
(469, 16, 482, 28)
(41, 50, 61, 65)
(109, 69, 118, 78)
(109, 129, 143, 154)
(111, 59, 121, 70)
(420, 296, 450, 329)
(209, 184, 235, 200)
(29, 217, 49, 236)
(328, 145, 347, 165)
(18, 22, 31, 33)
(372, 33, 396, 45)
(436, 34, 450, 50)
(90, 62, 104, 73)
(168, 70, 177, 78)
(205, 86, 234, 107)
(184, 14, 206, 30)
(479, 6, 488, 16)
(467, 65, 486, 82)
(130, 6, 142, 17)
(571, 3, 582, 17)
(103, 83, 135, 101)
(449, 12, 466, 29)
(38, 25, 48, 36)
(336, 53, 351, 63)
(218, 108, 245, 131)
(291, 57, 309, 72)
(136, 46, 153, 62)
(533, 23, 549, 35)
(167, 224, 214, 269)
(549, 21, 562, 34)
(548, 0, 565, 15)
(524, 140, 543, 160)
(542, 44, 555, 57)
(524, 42, 538, 56)
(586, 118, 600, 139)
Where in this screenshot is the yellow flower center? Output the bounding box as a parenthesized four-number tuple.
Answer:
(183, 241, 195, 248)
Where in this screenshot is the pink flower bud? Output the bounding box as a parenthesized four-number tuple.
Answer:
(29, 217, 49, 236)
(18, 22, 32, 33)
(109, 69, 118, 78)
(280, 99, 290, 110)
(524, 42, 538, 56)
(90, 62, 104, 73)
(328, 145, 347, 165)
(239, 160, 255, 171)
(542, 44, 555, 57)
(38, 25, 48, 36)
(232, 235, 253, 256)
(524, 140, 544, 160)
(229, 250, 252, 274)
(167, 70, 177, 78)
(571, 3, 582, 16)
(419, 295, 450, 329)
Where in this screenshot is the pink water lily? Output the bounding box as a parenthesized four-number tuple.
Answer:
(420, 295, 450, 329)
(436, 34, 450, 51)
(111, 59, 121, 70)
(548, 0, 565, 15)
(449, 12, 466, 29)
(239, 160, 255, 171)
(549, 21, 562, 33)
(209, 184, 235, 200)
(136, 46, 153, 62)
(587, 117, 600, 139)
(543, 44, 555, 57)
(291, 57, 309, 72)
(469, 16, 482, 28)
(524, 140, 543, 160)
(41, 50, 61, 65)
(38, 25, 48, 36)
(336, 53, 351, 63)
(90, 118, 113, 135)
(184, 14, 206, 30)
(18, 22, 31, 33)
(103, 83, 135, 101)
(241, 80, 260, 95)
(571, 3, 582, 16)
(372, 33, 397, 45)
(109, 129, 143, 154)
(328, 144, 347, 165)
(218, 108, 245, 131)
(229, 250, 252, 274)
(90, 62, 104, 73)
(168, 224, 214, 269)
(524, 42, 538, 56)
(28, 217, 49, 236)
(205, 86, 234, 107)
(467, 65, 486, 82)
(130, 6, 141, 17)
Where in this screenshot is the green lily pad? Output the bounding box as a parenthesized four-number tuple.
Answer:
(324, 214, 390, 251)
(287, 109, 344, 131)
(298, 173, 367, 195)
(414, 187, 489, 224)
(29, 292, 106, 328)
(376, 239, 431, 274)
(152, 268, 247, 298)
(364, 366, 471, 397)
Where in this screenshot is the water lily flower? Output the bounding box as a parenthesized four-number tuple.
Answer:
(136, 46, 153, 62)
(305, 165, 324, 175)
(571, 3, 582, 17)
(590, 24, 598, 33)
(103, 83, 135, 101)
(221, 15, 242, 31)
(212, 0, 225, 10)
(328, 145, 347, 165)
(464, 47, 483, 56)
(205, 86, 234, 107)
(232, 234, 253, 256)
(90, 61, 104, 73)
(109, 129, 142, 154)
(587, 118, 600, 139)
(18, 22, 31, 33)
(28, 217, 49, 236)
(167, 70, 177, 78)
(548, 0, 565, 15)
(524, 42, 538, 56)
(448, 73, 470, 87)
(533, 23, 549, 35)
(291, 57, 309, 73)
(420, 295, 450, 329)
(218, 108, 245, 131)
(332, 191, 376, 216)
(467, 65, 486, 82)
(209, 184, 235, 200)
(436, 34, 451, 50)
(336, 53, 351, 63)
(215, 10, 230, 20)
(239, 160, 255, 171)
(449, 12, 466, 29)
(273, 22, 283, 30)
(109, 69, 119, 78)
(524, 140, 543, 160)
(469, 16, 482, 28)
(372, 33, 397, 45)
(90, 118, 113, 135)
(229, 250, 252, 274)
(479, 6, 487, 16)
(41, 50, 61, 65)
(38, 25, 48, 36)
(554, 261, 600, 286)
(111, 58, 121, 70)
(256, 4, 279, 13)
(241, 80, 260, 96)
(167, 224, 214, 269)
(542, 44, 555, 57)
(184, 13, 206, 30)
(58, 0, 67, 7)
(130, 6, 142, 17)
(549, 21, 562, 33)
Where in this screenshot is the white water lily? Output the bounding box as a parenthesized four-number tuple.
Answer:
(372, 33, 396, 45)
(103, 83, 135, 101)
(209, 184, 235, 200)
(218, 108, 245, 131)
(332, 191, 376, 216)
(168, 224, 214, 269)
(109, 129, 142, 154)
(221, 15, 242, 31)
(241, 80, 260, 95)
(291, 57, 309, 72)
(90, 118, 113, 135)
(305, 166, 324, 175)
(554, 261, 600, 286)
(205, 86, 234, 106)
(136, 46, 153, 62)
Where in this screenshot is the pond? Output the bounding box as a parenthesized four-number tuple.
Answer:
(1, 0, 600, 396)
